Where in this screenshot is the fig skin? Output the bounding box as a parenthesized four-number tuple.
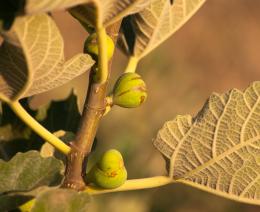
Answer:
(113, 73, 147, 108)
(86, 149, 127, 189)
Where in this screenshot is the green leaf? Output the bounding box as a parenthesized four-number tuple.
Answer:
(69, 0, 151, 28)
(32, 188, 90, 212)
(120, 0, 206, 59)
(0, 151, 64, 194)
(154, 81, 260, 205)
(0, 14, 94, 102)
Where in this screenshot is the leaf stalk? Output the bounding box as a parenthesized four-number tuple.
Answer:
(85, 176, 173, 195)
(9, 101, 71, 155)
(124, 56, 138, 73)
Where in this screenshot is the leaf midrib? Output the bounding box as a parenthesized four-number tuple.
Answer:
(175, 97, 260, 180)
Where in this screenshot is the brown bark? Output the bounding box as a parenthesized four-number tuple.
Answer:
(62, 21, 121, 190)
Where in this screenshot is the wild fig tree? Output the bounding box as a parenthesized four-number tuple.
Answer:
(0, 0, 259, 211)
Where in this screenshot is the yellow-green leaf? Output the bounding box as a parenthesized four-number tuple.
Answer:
(70, 0, 150, 28)
(122, 0, 206, 59)
(0, 14, 94, 102)
(154, 81, 260, 205)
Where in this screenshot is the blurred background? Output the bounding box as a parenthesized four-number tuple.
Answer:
(30, 0, 260, 211)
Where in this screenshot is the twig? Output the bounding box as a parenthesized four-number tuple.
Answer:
(62, 21, 122, 190)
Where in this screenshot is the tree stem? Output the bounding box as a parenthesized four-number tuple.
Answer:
(9, 101, 71, 155)
(62, 22, 122, 190)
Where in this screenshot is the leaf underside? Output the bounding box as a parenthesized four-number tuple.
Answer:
(69, 0, 150, 27)
(0, 14, 94, 102)
(120, 0, 206, 59)
(154, 81, 260, 205)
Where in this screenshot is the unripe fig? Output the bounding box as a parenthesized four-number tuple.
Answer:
(84, 32, 115, 60)
(112, 73, 147, 108)
(86, 149, 127, 189)
(97, 149, 124, 171)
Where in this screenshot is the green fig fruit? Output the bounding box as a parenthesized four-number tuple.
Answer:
(86, 149, 127, 189)
(84, 32, 115, 60)
(97, 149, 124, 171)
(112, 73, 147, 108)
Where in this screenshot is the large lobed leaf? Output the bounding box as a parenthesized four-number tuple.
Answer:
(70, 0, 151, 28)
(120, 0, 206, 59)
(0, 14, 94, 102)
(0, 151, 64, 194)
(154, 81, 260, 205)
